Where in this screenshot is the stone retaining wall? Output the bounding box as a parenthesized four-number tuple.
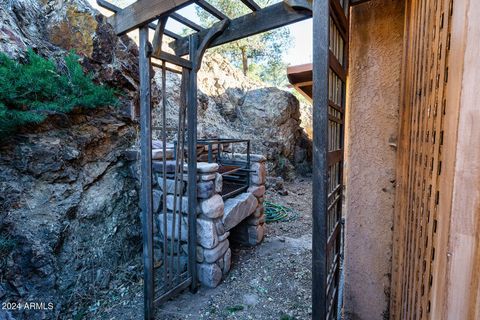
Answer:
(151, 154, 267, 288)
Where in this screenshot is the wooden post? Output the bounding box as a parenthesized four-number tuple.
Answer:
(311, 0, 329, 318)
(187, 34, 199, 293)
(139, 25, 154, 320)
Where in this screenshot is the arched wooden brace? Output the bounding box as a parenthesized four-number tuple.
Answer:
(192, 19, 229, 72)
(150, 19, 229, 72)
(152, 16, 168, 58)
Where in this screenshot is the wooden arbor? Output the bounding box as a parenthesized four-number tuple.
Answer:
(96, 0, 334, 319)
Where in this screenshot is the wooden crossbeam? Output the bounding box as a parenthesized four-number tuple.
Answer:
(107, 0, 193, 35)
(170, 1, 312, 56)
(96, 0, 182, 39)
(240, 0, 261, 11)
(163, 29, 182, 40)
(151, 61, 183, 74)
(195, 0, 229, 20)
(153, 51, 193, 69)
(170, 12, 205, 31)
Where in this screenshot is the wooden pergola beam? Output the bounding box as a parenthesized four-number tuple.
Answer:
(170, 12, 205, 31)
(97, 0, 183, 39)
(170, 1, 312, 56)
(195, 0, 229, 20)
(240, 0, 261, 11)
(107, 0, 193, 35)
(163, 29, 182, 40)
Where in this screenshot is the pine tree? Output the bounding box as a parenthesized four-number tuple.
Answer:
(0, 50, 118, 136)
(196, 0, 292, 84)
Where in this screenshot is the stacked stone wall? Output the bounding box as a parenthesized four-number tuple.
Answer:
(150, 153, 267, 288)
(229, 156, 267, 246)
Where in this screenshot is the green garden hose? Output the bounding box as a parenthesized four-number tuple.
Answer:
(264, 201, 300, 223)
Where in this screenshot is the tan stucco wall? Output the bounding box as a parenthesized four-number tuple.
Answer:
(343, 0, 405, 319)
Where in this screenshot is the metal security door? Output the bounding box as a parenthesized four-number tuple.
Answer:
(326, 0, 348, 319)
(138, 28, 200, 320)
(138, 19, 227, 317)
(312, 0, 348, 319)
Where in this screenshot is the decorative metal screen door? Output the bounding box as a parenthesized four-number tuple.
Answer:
(138, 28, 200, 320)
(312, 0, 348, 319)
(138, 25, 226, 318)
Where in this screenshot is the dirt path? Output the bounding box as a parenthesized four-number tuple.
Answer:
(89, 177, 313, 320)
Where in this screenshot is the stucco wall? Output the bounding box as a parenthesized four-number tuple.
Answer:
(343, 1, 405, 319)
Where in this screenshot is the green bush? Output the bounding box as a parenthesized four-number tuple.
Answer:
(0, 49, 118, 135)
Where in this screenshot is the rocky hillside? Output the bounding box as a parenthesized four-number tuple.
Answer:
(0, 0, 311, 319)
(0, 1, 143, 319)
(153, 53, 312, 177)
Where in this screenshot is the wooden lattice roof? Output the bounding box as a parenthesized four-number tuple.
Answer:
(97, 0, 313, 57)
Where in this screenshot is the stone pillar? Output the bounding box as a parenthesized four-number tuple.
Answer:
(152, 160, 191, 275)
(229, 155, 267, 246)
(195, 162, 231, 288)
(152, 161, 230, 288)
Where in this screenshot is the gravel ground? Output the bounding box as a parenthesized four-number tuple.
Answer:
(89, 177, 313, 320)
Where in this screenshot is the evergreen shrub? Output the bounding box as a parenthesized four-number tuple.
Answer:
(0, 49, 118, 135)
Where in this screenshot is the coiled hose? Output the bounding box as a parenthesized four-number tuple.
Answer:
(264, 201, 300, 223)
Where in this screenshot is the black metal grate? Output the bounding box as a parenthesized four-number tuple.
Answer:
(197, 138, 251, 200)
